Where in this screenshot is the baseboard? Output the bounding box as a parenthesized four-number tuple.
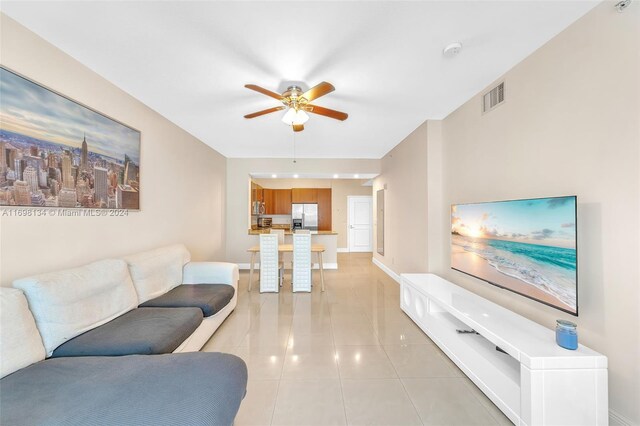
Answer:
(337, 248, 349, 253)
(372, 257, 401, 283)
(609, 410, 633, 426)
(238, 263, 338, 270)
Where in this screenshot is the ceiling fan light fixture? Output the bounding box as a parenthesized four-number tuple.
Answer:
(281, 108, 309, 125)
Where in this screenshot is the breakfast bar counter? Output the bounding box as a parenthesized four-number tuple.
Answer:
(247, 229, 338, 271)
(248, 229, 337, 235)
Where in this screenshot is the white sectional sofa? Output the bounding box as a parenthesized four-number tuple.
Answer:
(124, 244, 240, 353)
(12, 244, 238, 357)
(0, 244, 246, 426)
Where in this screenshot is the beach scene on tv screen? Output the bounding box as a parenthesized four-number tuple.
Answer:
(451, 196, 577, 314)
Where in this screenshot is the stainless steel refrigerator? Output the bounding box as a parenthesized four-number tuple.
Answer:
(291, 203, 318, 230)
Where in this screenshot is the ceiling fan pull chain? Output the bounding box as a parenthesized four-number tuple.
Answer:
(292, 131, 297, 164)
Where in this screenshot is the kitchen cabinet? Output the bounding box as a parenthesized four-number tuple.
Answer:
(263, 189, 274, 214)
(274, 189, 292, 214)
(251, 182, 264, 204)
(263, 189, 292, 215)
(317, 188, 332, 231)
(292, 188, 318, 203)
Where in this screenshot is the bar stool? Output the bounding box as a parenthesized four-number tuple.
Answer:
(270, 229, 286, 287)
(292, 233, 312, 292)
(259, 234, 279, 293)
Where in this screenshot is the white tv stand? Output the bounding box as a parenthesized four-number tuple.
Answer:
(400, 274, 608, 426)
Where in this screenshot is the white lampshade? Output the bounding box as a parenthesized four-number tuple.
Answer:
(282, 108, 309, 125)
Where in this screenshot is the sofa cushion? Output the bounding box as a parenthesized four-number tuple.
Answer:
(0, 288, 46, 379)
(51, 307, 202, 357)
(0, 353, 248, 426)
(124, 244, 191, 304)
(139, 284, 235, 317)
(12, 259, 138, 357)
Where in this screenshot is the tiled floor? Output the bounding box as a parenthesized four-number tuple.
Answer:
(202, 253, 512, 426)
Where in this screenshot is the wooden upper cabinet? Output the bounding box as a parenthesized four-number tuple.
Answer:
(317, 188, 332, 231)
(274, 189, 292, 215)
(263, 189, 291, 215)
(251, 182, 264, 204)
(291, 188, 318, 203)
(263, 188, 274, 214)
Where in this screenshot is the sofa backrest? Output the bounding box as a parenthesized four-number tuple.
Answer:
(124, 244, 191, 304)
(13, 259, 138, 357)
(0, 287, 46, 378)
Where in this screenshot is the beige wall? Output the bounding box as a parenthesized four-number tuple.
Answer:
(437, 3, 639, 422)
(375, 3, 639, 422)
(0, 14, 227, 285)
(254, 178, 372, 248)
(373, 121, 429, 275)
(226, 158, 380, 264)
(331, 180, 373, 248)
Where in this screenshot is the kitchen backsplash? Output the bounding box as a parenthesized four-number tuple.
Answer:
(264, 215, 292, 225)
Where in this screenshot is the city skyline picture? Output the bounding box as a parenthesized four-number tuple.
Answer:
(0, 67, 141, 209)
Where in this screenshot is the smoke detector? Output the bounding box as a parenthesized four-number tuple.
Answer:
(615, 0, 631, 12)
(443, 42, 463, 57)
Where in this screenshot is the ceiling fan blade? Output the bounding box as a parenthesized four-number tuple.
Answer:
(305, 104, 348, 121)
(245, 84, 283, 100)
(292, 124, 304, 132)
(244, 106, 286, 119)
(302, 82, 335, 102)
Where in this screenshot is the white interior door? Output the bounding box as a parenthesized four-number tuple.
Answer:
(348, 196, 373, 252)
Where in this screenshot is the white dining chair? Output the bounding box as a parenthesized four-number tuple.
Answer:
(259, 234, 279, 293)
(292, 233, 312, 292)
(270, 229, 286, 287)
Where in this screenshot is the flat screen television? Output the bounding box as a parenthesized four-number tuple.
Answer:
(451, 196, 577, 315)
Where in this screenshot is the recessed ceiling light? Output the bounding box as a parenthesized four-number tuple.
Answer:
(443, 42, 463, 57)
(333, 174, 339, 179)
(293, 174, 299, 178)
(354, 174, 359, 178)
(271, 174, 277, 178)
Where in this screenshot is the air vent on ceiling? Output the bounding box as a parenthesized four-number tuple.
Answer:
(482, 82, 505, 114)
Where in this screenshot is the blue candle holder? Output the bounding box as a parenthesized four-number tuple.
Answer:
(555, 320, 578, 350)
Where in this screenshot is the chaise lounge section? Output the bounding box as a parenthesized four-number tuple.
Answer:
(1, 244, 247, 425)
(0, 287, 248, 426)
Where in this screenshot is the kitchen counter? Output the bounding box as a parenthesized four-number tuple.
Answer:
(248, 229, 338, 236)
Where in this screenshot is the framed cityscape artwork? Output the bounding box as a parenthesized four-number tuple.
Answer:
(0, 66, 140, 209)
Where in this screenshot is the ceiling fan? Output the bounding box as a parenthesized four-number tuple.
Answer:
(243, 81, 348, 132)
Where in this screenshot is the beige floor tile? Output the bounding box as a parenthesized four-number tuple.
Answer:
(234, 380, 279, 426)
(384, 344, 462, 378)
(271, 379, 347, 426)
(332, 323, 381, 346)
(335, 345, 397, 379)
(341, 378, 422, 426)
(282, 345, 339, 379)
(287, 330, 335, 350)
(374, 322, 432, 345)
(233, 346, 286, 380)
(291, 313, 333, 334)
(240, 325, 292, 350)
(402, 378, 499, 425)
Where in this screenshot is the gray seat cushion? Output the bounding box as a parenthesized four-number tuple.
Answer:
(51, 307, 202, 358)
(0, 353, 248, 426)
(139, 284, 235, 317)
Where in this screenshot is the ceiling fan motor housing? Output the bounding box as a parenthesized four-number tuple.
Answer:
(282, 86, 307, 110)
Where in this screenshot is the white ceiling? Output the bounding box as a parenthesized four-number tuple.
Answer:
(1, 1, 598, 159)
